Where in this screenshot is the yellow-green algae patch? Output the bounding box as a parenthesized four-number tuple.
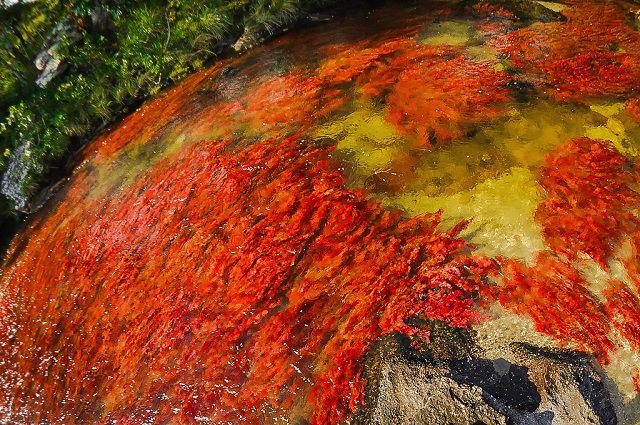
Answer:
(324, 100, 629, 261)
(587, 101, 640, 157)
(479, 100, 606, 169)
(382, 167, 545, 261)
(314, 104, 408, 178)
(536, 1, 567, 12)
(420, 20, 475, 46)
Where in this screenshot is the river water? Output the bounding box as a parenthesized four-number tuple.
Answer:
(2, 0, 640, 423)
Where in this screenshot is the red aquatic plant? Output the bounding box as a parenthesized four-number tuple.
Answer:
(0, 135, 494, 424)
(603, 280, 640, 353)
(381, 53, 511, 144)
(486, 1, 640, 101)
(541, 52, 640, 102)
(242, 72, 346, 132)
(471, 1, 518, 20)
(349, 42, 511, 145)
(316, 38, 408, 85)
(489, 137, 640, 365)
(536, 137, 640, 269)
(490, 253, 613, 359)
(627, 98, 640, 123)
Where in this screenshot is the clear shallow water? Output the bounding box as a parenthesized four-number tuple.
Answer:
(2, 0, 640, 423)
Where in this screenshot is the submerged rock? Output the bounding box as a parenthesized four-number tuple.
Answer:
(358, 334, 617, 425)
(478, 0, 567, 22)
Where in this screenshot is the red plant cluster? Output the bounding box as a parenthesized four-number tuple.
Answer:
(627, 98, 640, 123)
(318, 39, 512, 146)
(603, 280, 640, 353)
(0, 135, 494, 423)
(316, 39, 406, 85)
(536, 138, 640, 269)
(490, 137, 640, 364)
(471, 1, 518, 20)
(377, 52, 511, 144)
(492, 253, 614, 358)
(242, 73, 347, 132)
(487, 1, 640, 101)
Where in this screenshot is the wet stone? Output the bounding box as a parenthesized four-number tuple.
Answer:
(358, 334, 617, 425)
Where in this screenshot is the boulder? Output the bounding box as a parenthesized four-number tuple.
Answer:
(357, 334, 617, 425)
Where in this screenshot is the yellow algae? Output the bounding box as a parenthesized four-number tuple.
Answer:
(408, 140, 515, 197)
(397, 100, 602, 200)
(314, 104, 408, 178)
(384, 167, 545, 261)
(585, 125, 621, 144)
(590, 102, 626, 118)
(351, 145, 399, 173)
(315, 108, 403, 147)
(607, 117, 627, 136)
(585, 118, 639, 157)
(536, 1, 567, 12)
(466, 45, 500, 62)
(420, 20, 474, 46)
(476, 100, 605, 169)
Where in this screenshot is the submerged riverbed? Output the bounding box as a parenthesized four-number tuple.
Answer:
(2, 0, 640, 423)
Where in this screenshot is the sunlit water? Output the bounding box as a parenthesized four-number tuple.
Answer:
(2, 0, 640, 423)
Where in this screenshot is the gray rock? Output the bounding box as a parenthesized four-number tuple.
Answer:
(0, 142, 42, 212)
(357, 334, 617, 425)
(33, 22, 78, 88)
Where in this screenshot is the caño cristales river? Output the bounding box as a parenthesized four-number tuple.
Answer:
(2, 0, 640, 423)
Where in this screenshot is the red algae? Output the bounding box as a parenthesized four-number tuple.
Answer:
(487, 1, 640, 101)
(471, 1, 518, 20)
(603, 280, 640, 353)
(5, 1, 640, 421)
(242, 73, 346, 132)
(0, 135, 494, 423)
(336, 42, 513, 146)
(380, 52, 511, 144)
(316, 39, 406, 85)
(627, 98, 640, 123)
(491, 253, 614, 359)
(536, 137, 640, 269)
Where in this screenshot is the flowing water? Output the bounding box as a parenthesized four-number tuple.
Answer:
(2, 0, 640, 423)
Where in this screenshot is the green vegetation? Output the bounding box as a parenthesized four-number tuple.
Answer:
(0, 0, 344, 222)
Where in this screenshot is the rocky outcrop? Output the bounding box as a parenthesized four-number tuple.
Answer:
(357, 334, 617, 425)
(33, 22, 79, 88)
(0, 142, 41, 212)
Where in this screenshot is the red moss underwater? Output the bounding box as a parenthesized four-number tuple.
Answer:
(0, 135, 494, 423)
(536, 138, 640, 269)
(487, 1, 640, 101)
(318, 39, 512, 146)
